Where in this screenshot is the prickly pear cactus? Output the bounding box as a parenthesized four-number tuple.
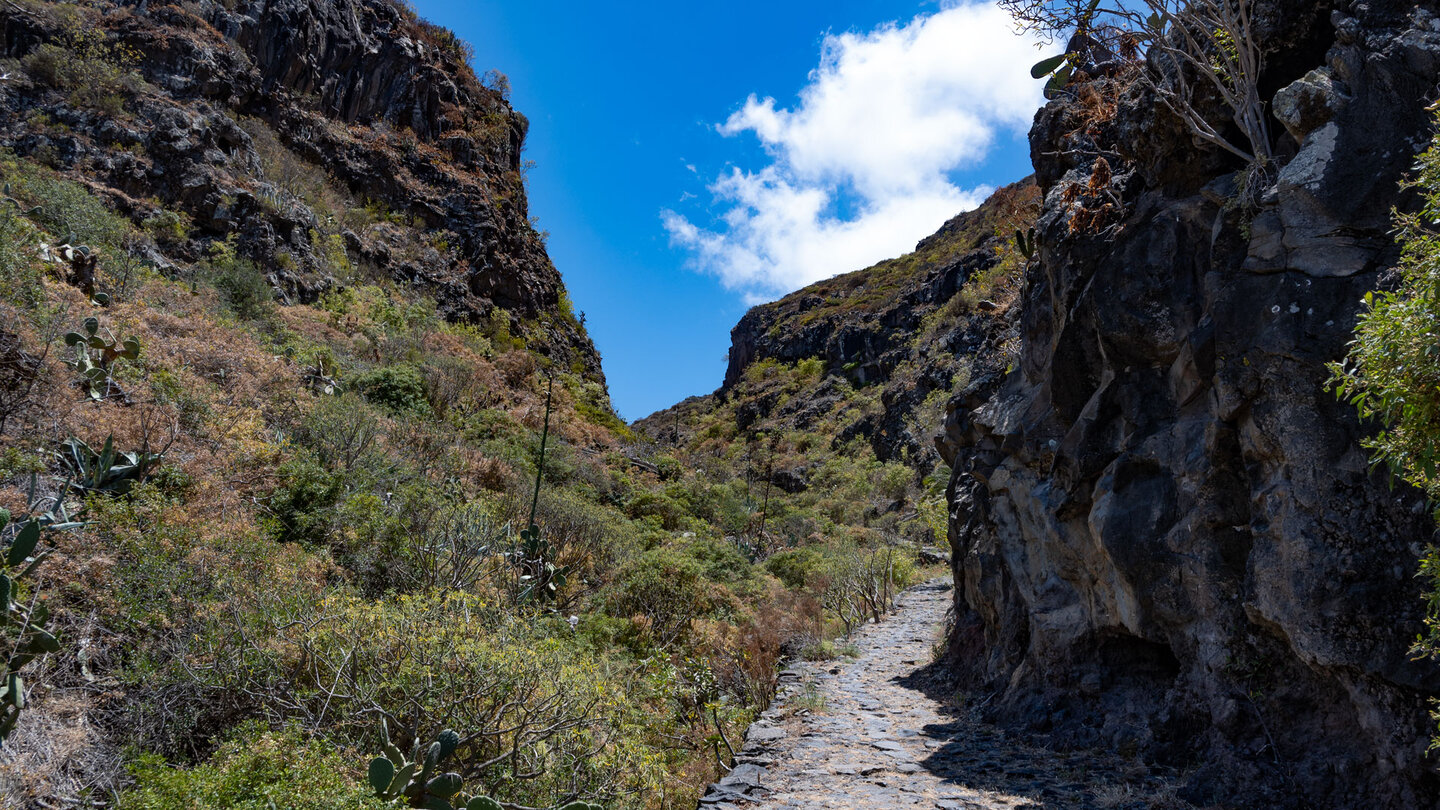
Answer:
(62, 316, 140, 401)
(366, 722, 476, 810)
(365, 720, 604, 809)
(0, 514, 61, 743)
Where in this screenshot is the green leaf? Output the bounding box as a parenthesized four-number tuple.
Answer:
(465, 799, 502, 810)
(368, 757, 396, 794)
(8, 521, 39, 567)
(436, 728, 460, 760)
(1031, 53, 1067, 79)
(24, 629, 59, 654)
(426, 772, 463, 799)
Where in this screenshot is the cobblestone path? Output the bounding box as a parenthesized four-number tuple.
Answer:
(698, 580, 1188, 810)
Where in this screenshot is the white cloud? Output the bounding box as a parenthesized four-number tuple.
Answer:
(665, 1, 1044, 301)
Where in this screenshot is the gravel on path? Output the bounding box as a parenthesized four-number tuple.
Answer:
(697, 580, 1190, 810)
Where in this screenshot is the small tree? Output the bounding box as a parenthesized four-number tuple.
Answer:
(1007, 0, 1272, 167)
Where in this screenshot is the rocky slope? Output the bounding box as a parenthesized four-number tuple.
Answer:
(0, 0, 602, 379)
(939, 2, 1440, 808)
(652, 180, 1037, 472)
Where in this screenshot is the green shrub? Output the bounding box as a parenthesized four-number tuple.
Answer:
(84, 484, 208, 630)
(652, 454, 683, 481)
(121, 724, 388, 810)
(208, 257, 274, 320)
(765, 548, 822, 589)
(143, 209, 192, 245)
(611, 548, 711, 647)
(875, 463, 913, 502)
(0, 206, 44, 309)
(266, 451, 343, 545)
(294, 394, 388, 477)
(199, 591, 661, 806)
(1, 158, 129, 248)
(624, 491, 686, 531)
(796, 356, 825, 380)
(1331, 109, 1440, 737)
(24, 32, 140, 117)
(684, 537, 752, 584)
(350, 365, 429, 414)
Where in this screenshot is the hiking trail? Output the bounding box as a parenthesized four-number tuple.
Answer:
(699, 580, 1189, 809)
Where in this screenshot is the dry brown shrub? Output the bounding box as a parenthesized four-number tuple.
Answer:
(463, 450, 515, 492)
(697, 582, 821, 710)
(495, 348, 535, 388)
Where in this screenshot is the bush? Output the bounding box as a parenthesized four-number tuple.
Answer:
(0, 206, 44, 310)
(208, 257, 274, 320)
(765, 548, 822, 589)
(624, 490, 686, 530)
(684, 537, 752, 584)
(22, 17, 145, 116)
(294, 394, 387, 476)
(121, 724, 388, 810)
(1331, 108, 1440, 725)
(266, 451, 343, 545)
(1, 157, 129, 248)
(198, 591, 660, 806)
(350, 364, 429, 413)
(611, 548, 712, 647)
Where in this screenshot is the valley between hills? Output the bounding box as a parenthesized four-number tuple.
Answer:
(0, 2, 1436, 810)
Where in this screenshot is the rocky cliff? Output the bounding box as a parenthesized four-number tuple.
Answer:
(701, 180, 1037, 469)
(0, 0, 602, 379)
(939, 2, 1440, 807)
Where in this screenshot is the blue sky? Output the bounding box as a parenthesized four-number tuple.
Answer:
(412, 1, 1045, 420)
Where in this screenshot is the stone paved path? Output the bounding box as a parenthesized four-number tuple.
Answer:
(699, 580, 1189, 810)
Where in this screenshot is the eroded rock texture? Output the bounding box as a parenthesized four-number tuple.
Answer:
(705, 180, 1035, 467)
(940, 2, 1440, 807)
(0, 0, 601, 378)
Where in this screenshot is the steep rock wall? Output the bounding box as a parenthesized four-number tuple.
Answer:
(940, 2, 1440, 807)
(0, 0, 601, 378)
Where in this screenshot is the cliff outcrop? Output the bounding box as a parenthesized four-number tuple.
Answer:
(939, 2, 1440, 807)
(0, 0, 601, 379)
(707, 180, 1037, 468)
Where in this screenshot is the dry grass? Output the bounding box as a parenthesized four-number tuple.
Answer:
(0, 691, 125, 807)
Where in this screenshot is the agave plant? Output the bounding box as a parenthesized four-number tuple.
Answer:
(60, 435, 162, 495)
(510, 375, 571, 605)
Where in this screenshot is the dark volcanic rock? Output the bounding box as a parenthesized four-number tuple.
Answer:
(940, 2, 1440, 808)
(690, 179, 1036, 467)
(0, 0, 602, 381)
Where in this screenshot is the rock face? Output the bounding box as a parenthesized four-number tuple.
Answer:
(0, 0, 601, 379)
(939, 2, 1440, 807)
